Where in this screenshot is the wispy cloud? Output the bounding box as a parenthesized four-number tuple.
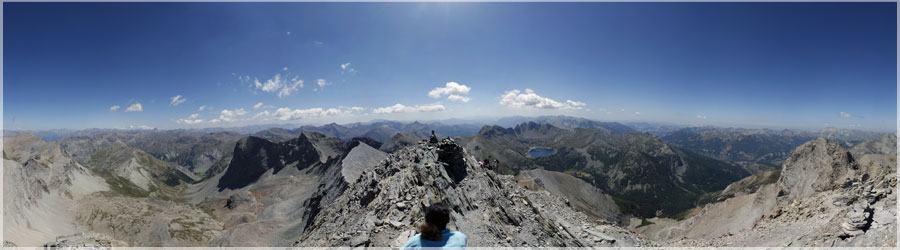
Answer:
(372, 103, 445, 114)
(696, 115, 707, 119)
(198, 105, 207, 112)
(125, 103, 143, 112)
(429, 82, 471, 102)
(252, 73, 305, 98)
(341, 63, 357, 75)
(499, 89, 585, 110)
(314, 78, 331, 92)
(317, 79, 330, 88)
(109, 105, 121, 111)
(252, 107, 342, 121)
(839, 112, 861, 118)
(169, 95, 186, 106)
(253, 102, 275, 110)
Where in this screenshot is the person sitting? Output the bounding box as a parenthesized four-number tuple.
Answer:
(402, 202, 467, 249)
(429, 130, 439, 144)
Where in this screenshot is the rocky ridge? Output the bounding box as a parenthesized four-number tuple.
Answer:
(295, 138, 652, 247)
(634, 137, 896, 247)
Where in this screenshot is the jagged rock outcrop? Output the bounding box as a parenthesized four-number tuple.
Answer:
(777, 138, 859, 202)
(637, 137, 896, 247)
(295, 138, 652, 247)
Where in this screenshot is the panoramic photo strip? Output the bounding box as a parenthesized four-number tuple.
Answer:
(2, 2, 897, 248)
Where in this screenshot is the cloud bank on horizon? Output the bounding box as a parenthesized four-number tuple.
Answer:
(3, 3, 896, 131)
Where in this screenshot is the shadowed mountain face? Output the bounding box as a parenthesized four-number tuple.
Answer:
(459, 122, 750, 218)
(217, 134, 321, 191)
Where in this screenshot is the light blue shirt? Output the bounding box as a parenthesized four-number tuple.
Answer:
(402, 229, 467, 249)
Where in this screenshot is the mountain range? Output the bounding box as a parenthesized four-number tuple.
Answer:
(3, 116, 895, 247)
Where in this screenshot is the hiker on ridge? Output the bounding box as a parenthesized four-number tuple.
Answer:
(402, 202, 467, 249)
(429, 130, 439, 144)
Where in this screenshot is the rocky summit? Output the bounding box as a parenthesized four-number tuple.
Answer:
(295, 138, 652, 247)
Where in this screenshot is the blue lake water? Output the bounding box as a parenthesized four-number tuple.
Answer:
(527, 147, 556, 158)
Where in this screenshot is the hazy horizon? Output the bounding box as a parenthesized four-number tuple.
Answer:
(4, 114, 896, 134)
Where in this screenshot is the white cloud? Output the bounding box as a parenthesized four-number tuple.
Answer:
(286, 31, 291, 36)
(350, 106, 365, 112)
(634, 112, 641, 115)
(499, 89, 585, 110)
(696, 115, 707, 119)
(253, 73, 304, 98)
(312, 41, 324, 47)
(565, 100, 586, 108)
(253, 102, 264, 109)
(255, 74, 284, 93)
(417, 103, 446, 112)
(447, 95, 470, 103)
(428, 82, 471, 103)
(176, 113, 203, 125)
(283, 67, 288, 71)
(840, 112, 854, 118)
(219, 108, 248, 122)
(169, 95, 186, 106)
(109, 105, 121, 111)
(125, 103, 143, 112)
(373, 103, 446, 114)
(198, 105, 207, 112)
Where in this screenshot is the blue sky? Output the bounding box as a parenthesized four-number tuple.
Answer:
(4, 3, 896, 131)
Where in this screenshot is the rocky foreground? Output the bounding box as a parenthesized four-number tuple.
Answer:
(634, 137, 897, 247)
(295, 138, 653, 247)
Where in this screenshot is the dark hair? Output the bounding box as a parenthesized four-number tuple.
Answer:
(418, 202, 451, 241)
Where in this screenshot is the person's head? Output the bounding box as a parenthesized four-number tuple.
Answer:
(418, 202, 451, 241)
(431, 130, 435, 135)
